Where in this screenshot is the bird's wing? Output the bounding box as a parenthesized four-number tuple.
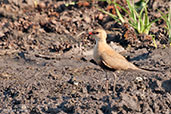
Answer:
(101, 48, 137, 70)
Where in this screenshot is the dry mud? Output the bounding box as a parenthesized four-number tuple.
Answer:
(0, 0, 171, 114)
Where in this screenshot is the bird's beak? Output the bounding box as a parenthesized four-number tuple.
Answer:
(88, 31, 95, 41)
(89, 32, 93, 35)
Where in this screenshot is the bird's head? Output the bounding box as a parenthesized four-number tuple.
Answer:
(89, 29, 107, 42)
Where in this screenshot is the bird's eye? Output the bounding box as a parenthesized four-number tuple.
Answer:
(92, 32, 99, 34)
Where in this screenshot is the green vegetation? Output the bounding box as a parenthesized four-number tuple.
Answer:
(99, 0, 159, 35)
(159, 3, 171, 45)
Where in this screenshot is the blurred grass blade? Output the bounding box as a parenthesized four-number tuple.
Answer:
(113, 2, 125, 23)
(152, 35, 157, 48)
(97, 8, 121, 23)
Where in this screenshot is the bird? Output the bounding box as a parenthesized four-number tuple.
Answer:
(89, 28, 151, 94)
(89, 28, 150, 72)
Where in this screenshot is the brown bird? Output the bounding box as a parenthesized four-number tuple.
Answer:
(89, 28, 149, 72)
(89, 28, 152, 94)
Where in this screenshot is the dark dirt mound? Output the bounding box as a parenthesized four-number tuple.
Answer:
(0, 46, 170, 114)
(0, 0, 171, 114)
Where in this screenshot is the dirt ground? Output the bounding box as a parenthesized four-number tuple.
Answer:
(0, 0, 170, 114)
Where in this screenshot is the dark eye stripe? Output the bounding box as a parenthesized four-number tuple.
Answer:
(92, 32, 99, 34)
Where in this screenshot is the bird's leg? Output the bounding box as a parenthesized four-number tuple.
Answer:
(112, 72, 117, 95)
(104, 69, 109, 94)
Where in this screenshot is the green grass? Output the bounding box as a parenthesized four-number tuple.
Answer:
(158, 3, 171, 45)
(98, 0, 159, 35)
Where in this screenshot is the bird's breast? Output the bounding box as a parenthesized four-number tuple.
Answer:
(93, 43, 103, 65)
